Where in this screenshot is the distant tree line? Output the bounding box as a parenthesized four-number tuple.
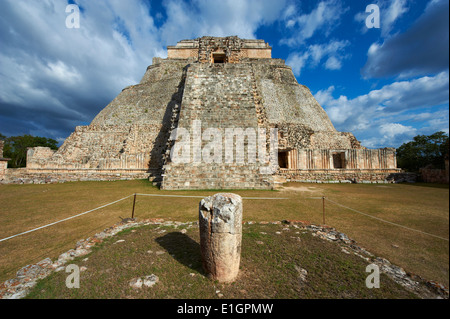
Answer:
(396, 131, 449, 172)
(0, 133, 58, 168)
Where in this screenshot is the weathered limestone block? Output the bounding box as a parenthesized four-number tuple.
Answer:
(199, 193, 243, 283)
(0, 140, 10, 178)
(0, 161, 7, 178)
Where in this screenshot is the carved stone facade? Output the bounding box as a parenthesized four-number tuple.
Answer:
(3, 36, 400, 187)
(167, 36, 272, 63)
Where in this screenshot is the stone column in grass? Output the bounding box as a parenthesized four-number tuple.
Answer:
(199, 193, 243, 283)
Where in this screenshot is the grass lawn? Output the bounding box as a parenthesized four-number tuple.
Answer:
(0, 180, 448, 288)
(26, 223, 418, 299)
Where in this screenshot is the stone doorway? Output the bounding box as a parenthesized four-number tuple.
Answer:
(278, 151, 289, 169)
(212, 53, 226, 64)
(332, 152, 345, 169)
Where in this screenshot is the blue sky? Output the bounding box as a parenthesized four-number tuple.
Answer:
(0, 0, 448, 149)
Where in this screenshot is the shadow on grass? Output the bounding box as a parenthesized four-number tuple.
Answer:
(155, 232, 205, 275)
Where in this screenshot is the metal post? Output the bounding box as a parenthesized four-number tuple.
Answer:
(131, 193, 137, 219)
(322, 196, 325, 225)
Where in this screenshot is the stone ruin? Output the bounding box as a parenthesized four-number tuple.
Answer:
(0, 140, 10, 179)
(199, 193, 243, 283)
(3, 36, 400, 187)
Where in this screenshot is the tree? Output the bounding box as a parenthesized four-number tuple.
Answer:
(0, 134, 59, 168)
(397, 131, 449, 172)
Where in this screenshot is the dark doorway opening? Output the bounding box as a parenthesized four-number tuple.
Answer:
(278, 151, 288, 169)
(332, 152, 345, 169)
(213, 53, 226, 64)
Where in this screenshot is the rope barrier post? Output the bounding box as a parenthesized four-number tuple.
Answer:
(131, 193, 137, 219)
(322, 196, 326, 225)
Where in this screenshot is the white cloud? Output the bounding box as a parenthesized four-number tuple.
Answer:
(281, 1, 350, 77)
(360, 122, 417, 148)
(282, 3, 297, 25)
(314, 72, 449, 147)
(0, 0, 165, 139)
(280, 0, 347, 47)
(379, 123, 416, 139)
(160, 0, 286, 45)
(381, 0, 409, 36)
(325, 56, 341, 70)
(285, 52, 310, 77)
(46, 61, 81, 85)
(362, 0, 449, 79)
(315, 86, 335, 106)
(0, 0, 288, 140)
(309, 41, 349, 64)
(354, 0, 409, 36)
(286, 40, 350, 76)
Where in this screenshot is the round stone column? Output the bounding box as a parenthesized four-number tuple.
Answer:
(199, 193, 243, 283)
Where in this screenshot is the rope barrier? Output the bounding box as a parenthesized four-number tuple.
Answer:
(2, 193, 445, 243)
(135, 193, 288, 200)
(324, 198, 449, 241)
(0, 193, 289, 243)
(0, 194, 133, 243)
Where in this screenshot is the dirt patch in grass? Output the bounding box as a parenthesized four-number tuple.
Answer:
(26, 222, 419, 299)
(280, 186, 321, 193)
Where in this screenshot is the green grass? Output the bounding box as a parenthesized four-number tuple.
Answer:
(0, 180, 448, 288)
(26, 223, 418, 299)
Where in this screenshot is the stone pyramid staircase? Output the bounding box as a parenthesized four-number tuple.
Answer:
(161, 63, 273, 190)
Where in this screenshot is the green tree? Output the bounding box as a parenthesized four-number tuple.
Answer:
(0, 134, 59, 168)
(397, 131, 449, 172)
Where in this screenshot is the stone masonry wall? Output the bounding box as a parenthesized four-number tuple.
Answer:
(167, 36, 272, 62)
(27, 125, 154, 169)
(26, 59, 188, 179)
(253, 62, 336, 132)
(161, 63, 273, 190)
(277, 168, 401, 183)
(310, 132, 363, 149)
(293, 148, 397, 170)
(0, 161, 7, 179)
(251, 60, 364, 152)
(1, 168, 150, 185)
(0, 140, 8, 179)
